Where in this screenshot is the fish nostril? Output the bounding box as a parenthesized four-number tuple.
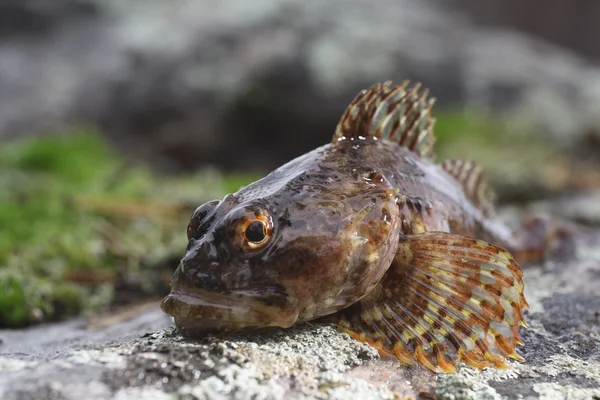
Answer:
(182, 240, 212, 263)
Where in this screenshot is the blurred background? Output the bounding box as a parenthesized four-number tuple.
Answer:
(1, 0, 599, 328)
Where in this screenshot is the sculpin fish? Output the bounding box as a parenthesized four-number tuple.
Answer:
(161, 81, 531, 373)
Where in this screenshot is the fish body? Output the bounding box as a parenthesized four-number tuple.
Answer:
(161, 81, 528, 372)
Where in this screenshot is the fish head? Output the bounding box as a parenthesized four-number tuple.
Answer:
(160, 194, 299, 336)
(161, 166, 401, 337)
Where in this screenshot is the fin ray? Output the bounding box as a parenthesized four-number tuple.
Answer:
(411, 285, 510, 367)
(406, 272, 498, 337)
(403, 278, 504, 367)
(441, 159, 496, 217)
(333, 81, 436, 159)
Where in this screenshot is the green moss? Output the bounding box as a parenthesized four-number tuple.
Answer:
(434, 109, 564, 202)
(434, 109, 519, 157)
(0, 133, 116, 183)
(0, 131, 255, 328)
(0, 271, 30, 327)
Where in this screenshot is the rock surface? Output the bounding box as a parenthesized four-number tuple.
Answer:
(1, 205, 599, 399)
(453, 0, 600, 64)
(2, 0, 600, 171)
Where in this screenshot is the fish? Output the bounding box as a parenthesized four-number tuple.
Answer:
(161, 81, 531, 373)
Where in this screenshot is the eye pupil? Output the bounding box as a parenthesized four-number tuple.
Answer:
(245, 221, 266, 243)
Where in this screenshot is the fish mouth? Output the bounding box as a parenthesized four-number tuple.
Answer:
(160, 285, 299, 337)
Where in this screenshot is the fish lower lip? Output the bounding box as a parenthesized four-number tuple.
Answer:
(160, 286, 298, 336)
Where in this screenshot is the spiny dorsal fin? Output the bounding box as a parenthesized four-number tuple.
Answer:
(332, 81, 437, 159)
(441, 159, 496, 217)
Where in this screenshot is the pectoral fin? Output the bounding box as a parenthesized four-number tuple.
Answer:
(337, 232, 528, 373)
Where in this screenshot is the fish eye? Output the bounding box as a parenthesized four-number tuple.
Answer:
(187, 200, 219, 240)
(238, 213, 273, 251)
(245, 220, 266, 243)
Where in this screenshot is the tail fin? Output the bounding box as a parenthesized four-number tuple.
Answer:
(332, 81, 436, 159)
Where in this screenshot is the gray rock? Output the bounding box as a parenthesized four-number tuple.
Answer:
(2, 0, 600, 171)
(453, 0, 600, 64)
(0, 321, 391, 400)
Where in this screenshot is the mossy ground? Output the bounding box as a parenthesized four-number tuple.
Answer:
(434, 109, 570, 203)
(0, 131, 259, 328)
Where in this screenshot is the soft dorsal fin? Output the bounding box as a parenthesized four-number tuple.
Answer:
(441, 159, 496, 217)
(332, 81, 436, 159)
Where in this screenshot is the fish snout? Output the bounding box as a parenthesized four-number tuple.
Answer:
(175, 240, 230, 292)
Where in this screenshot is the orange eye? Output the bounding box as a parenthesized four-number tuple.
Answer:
(240, 214, 272, 250)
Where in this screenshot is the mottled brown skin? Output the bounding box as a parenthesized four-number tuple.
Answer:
(161, 137, 517, 337)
